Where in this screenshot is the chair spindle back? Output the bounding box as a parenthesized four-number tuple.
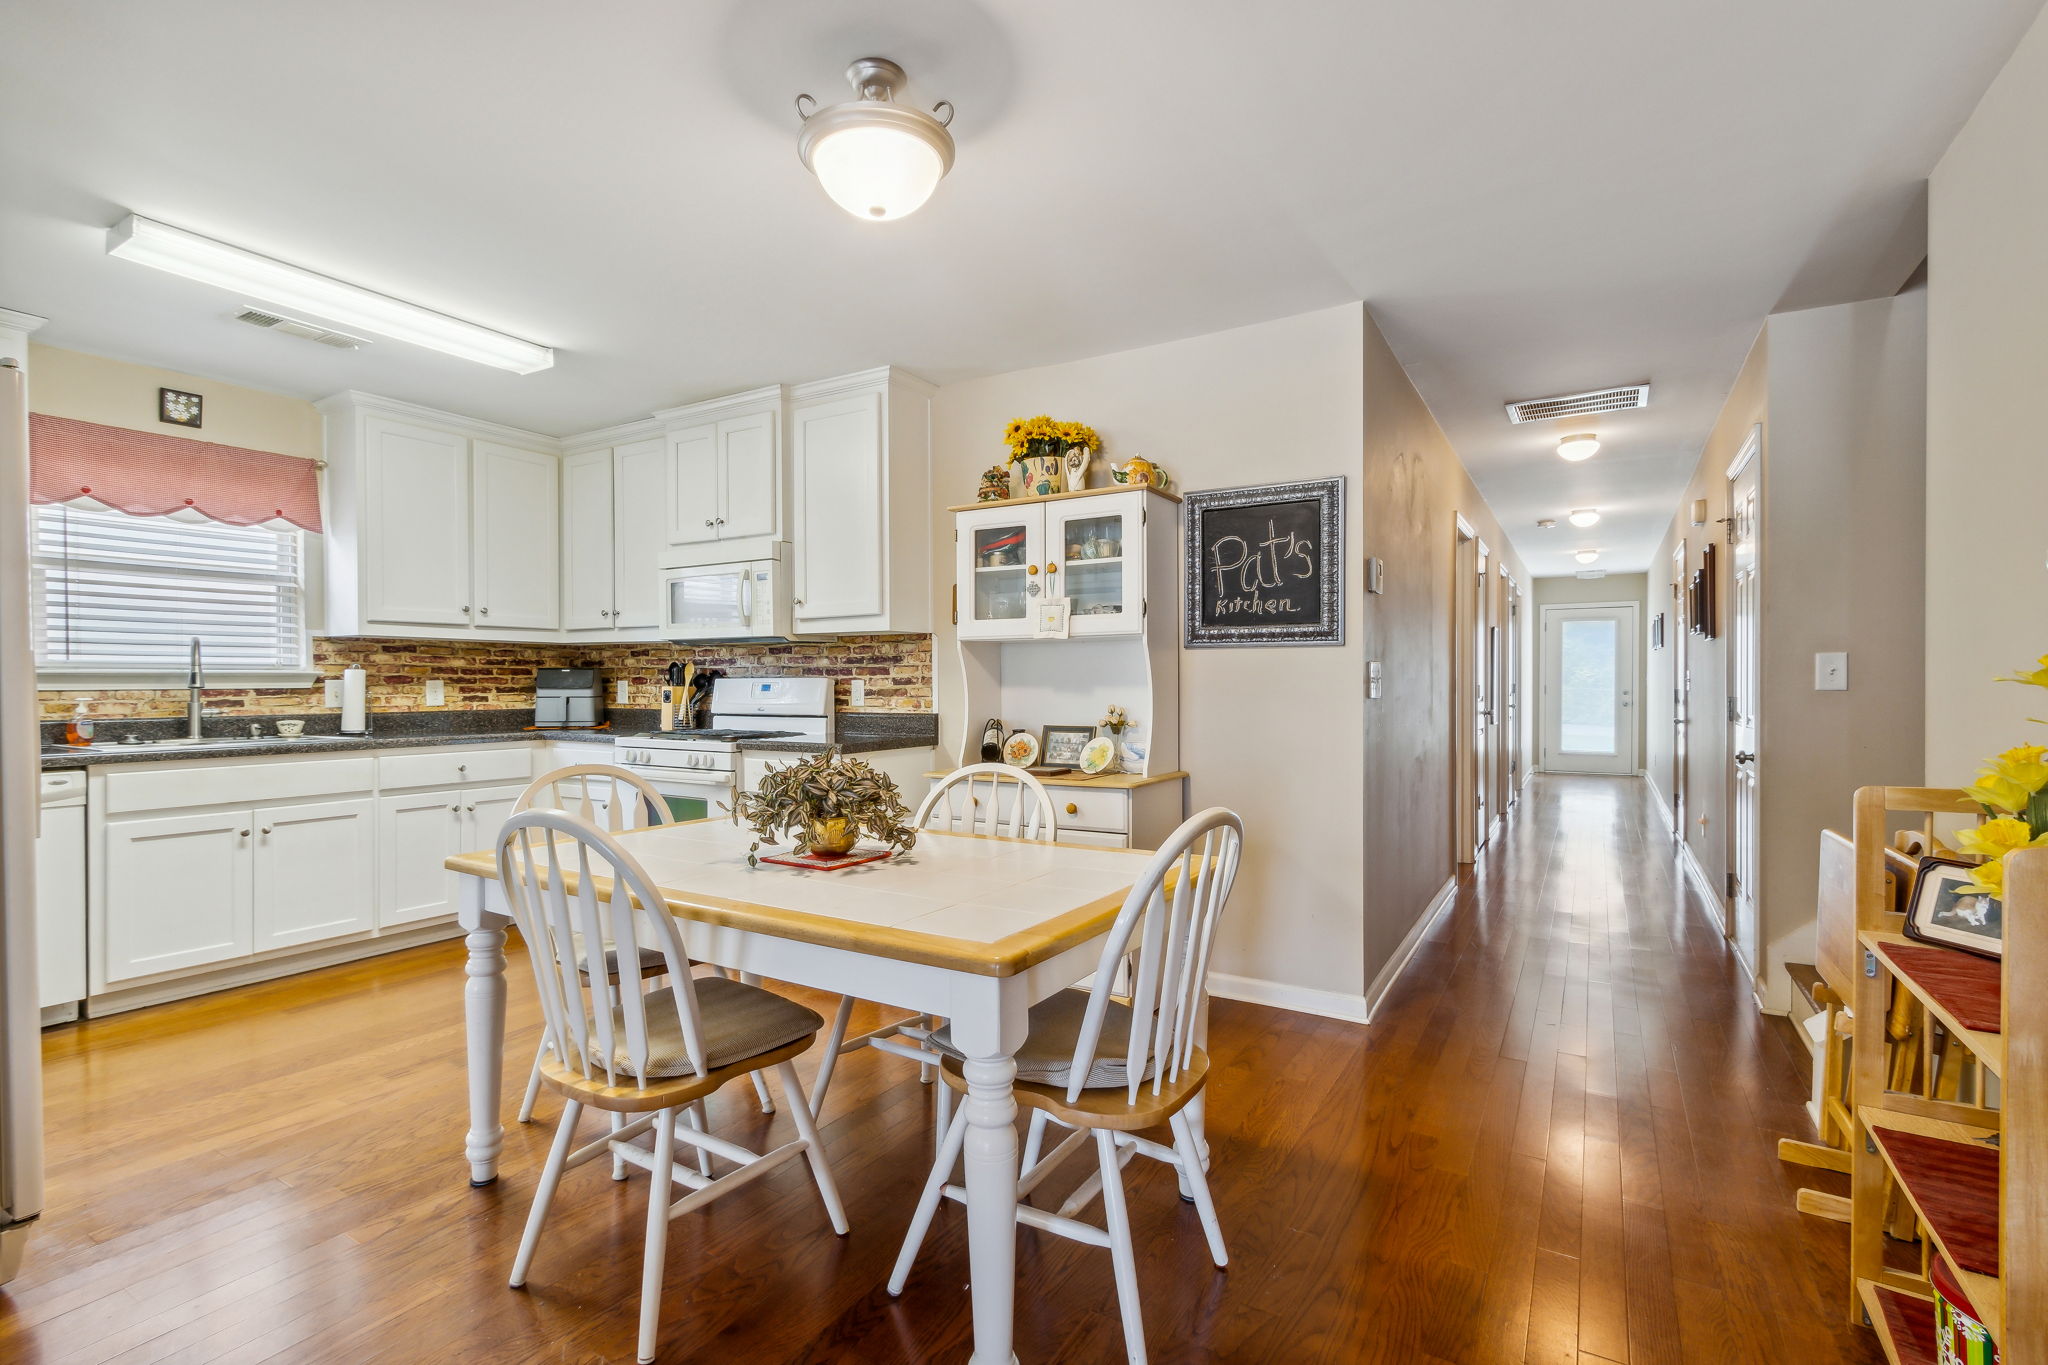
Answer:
(514, 764, 677, 834)
(915, 762, 1059, 841)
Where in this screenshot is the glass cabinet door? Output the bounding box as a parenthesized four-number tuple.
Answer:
(956, 506, 1044, 639)
(1047, 493, 1143, 636)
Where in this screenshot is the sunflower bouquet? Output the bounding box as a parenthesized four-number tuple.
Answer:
(1954, 653, 2048, 898)
(1003, 415, 1100, 464)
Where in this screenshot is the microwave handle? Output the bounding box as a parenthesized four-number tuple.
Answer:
(741, 571, 754, 621)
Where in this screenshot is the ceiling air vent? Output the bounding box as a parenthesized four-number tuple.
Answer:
(1504, 383, 1649, 424)
(234, 307, 367, 350)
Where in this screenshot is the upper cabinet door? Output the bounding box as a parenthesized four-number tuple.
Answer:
(956, 504, 1045, 640)
(716, 411, 779, 541)
(472, 441, 560, 630)
(611, 437, 667, 630)
(792, 392, 884, 628)
(102, 810, 253, 984)
(1048, 493, 1144, 637)
(665, 422, 719, 546)
(362, 417, 472, 626)
(251, 798, 376, 951)
(561, 447, 616, 632)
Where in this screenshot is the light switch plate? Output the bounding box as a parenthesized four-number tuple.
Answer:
(849, 679, 866, 707)
(424, 679, 445, 706)
(322, 678, 342, 707)
(1814, 652, 1848, 691)
(1366, 557, 1385, 594)
(615, 680, 629, 704)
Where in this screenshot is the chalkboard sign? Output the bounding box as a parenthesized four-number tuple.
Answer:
(1182, 477, 1345, 646)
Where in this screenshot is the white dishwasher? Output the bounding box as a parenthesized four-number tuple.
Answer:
(36, 771, 86, 1022)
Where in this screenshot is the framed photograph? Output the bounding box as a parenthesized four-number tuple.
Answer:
(1183, 476, 1345, 647)
(1040, 725, 1094, 767)
(158, 387, 202, 428)
(1903, 854, 2004, 959)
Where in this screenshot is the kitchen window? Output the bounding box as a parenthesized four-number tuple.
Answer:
(31, 502, 311, 676)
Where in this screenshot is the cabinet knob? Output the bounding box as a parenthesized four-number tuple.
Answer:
(705, 519, 716, 528)
(1026, 564, 1039, 575)
(467, 804, 477, 813)
(450, 805, 461, 813)
(1046, 562, 1058, 574)
(260, 826, 273, 835)
(1065, 803, 1078, 816)
(458, 763, 467, 772)
(238, 828, 251, 837)
(479, 607, 489, 616)
(794, 598, 804, 607)
(461, 605, 471, 613)
(716, 517, 726, 526)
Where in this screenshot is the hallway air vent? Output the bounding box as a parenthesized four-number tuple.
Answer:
(1504, 384, 1649, 424)
(233, 307, 367, 350)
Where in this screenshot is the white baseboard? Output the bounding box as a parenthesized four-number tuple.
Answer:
(1208, 972, 1369, 1025)
(1361, 875, 1459, 1023)
(1678, 839, 1729, 936)
(1644, 772, 1672, 824)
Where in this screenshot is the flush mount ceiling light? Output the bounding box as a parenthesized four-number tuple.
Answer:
(1573, 549, 1601, 564)
(1567, 508, 1601, 528)
(107, 214, 553, 373)
(1557, 433, 1601, 462)
(796, 58, 956, 221)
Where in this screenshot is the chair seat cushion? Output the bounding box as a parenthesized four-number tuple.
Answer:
(930, 988, 1154, 1090)
(591, 974, 822, 1080)
(586, 945, 669, 979)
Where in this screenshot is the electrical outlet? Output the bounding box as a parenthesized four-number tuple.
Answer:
(323, 678, 342, 707)
(849, 678, 866, 707)
(615, 679, 629, 704)
(1814, 652, 1849, 691)
(424, 679, 445, 706)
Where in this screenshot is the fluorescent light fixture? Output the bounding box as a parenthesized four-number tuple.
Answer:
(1567, 508, 1600, 528)
(1573, 549, 1600, 564)
(106, 214, 553, 374)
(1557, 433, 1600, 462)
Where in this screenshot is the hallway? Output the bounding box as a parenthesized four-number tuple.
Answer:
(1357, 772, 1878, 1363)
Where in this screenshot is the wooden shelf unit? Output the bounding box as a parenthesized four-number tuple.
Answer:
(1847, 785, 2047, 1361)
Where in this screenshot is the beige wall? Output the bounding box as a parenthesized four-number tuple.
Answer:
(931, 303, 1523, 1012)
(1359, 313, 1528, 1000)
(1530, 572, 1649, 766)
(28, 343, 322, 459)
(1926, 7, 2048, 790)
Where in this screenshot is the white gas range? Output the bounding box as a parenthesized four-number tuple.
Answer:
(615, 676, 833, 820)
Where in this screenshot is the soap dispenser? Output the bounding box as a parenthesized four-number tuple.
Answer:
(64, 698, 95, 747)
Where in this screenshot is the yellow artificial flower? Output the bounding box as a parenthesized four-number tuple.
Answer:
(1958, 857, 2005, 899)
(1999, 653, 2048, 690)
(1954, 816, 2048, 863)
(1965, 772, 2033, 814)
(1995, 743, 2048, 793)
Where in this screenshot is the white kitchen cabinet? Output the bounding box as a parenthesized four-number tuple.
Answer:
(318, 392, 562, 642)
(103, 810, 253, 983)
(657, 387, 784, 555)
(561, 447, 616, 632)
(252, 798, 376, 950)
(956, 503, 1050, 641)
(376, 783, 526, 928)
(954, 490, 1153, 641)
(790, 370, 934, 635)
(611, 436, 666, 630)
(1046, 492, 1145, 637)
(361, 415, 472, 627)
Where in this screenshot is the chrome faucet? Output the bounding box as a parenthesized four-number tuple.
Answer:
(186, 637, 205, 741)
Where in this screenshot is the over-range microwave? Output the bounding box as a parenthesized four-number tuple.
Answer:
(659, 556, 802, 642)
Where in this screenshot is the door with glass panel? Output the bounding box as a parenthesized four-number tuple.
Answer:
(955, 504, 1044, 640)
(1541, 603, 1638, 776)
(1046, 493, 1143, 636)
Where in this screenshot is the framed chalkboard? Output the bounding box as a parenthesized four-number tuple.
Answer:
(1182, 477, 1345, 646)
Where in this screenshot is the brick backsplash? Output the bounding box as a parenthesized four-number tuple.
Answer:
(39, 634, 933, 721)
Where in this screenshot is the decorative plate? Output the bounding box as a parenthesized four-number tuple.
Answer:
(1078, 736, 1117, 775)
(1002, 730, 1040, 767)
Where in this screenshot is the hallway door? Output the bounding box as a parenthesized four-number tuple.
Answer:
(1476, 542, 1494, 847)
(1670, 540, 1688, 840)
(1453, 517, 1480, 863)
(1727, 426, 1762, 974)
(1541, 603, 1638, 776)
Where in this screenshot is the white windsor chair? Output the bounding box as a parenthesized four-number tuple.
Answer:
(888, 806, 1245, 1365)
(497, 808, 847, 1365)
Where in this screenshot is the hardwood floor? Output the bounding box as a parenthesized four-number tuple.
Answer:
(1, 774, 1879, 1363)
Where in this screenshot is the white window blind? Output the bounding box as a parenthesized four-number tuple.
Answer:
(32, 503, 307, 671)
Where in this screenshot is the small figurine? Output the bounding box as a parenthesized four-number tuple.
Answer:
(1110, 456, 1169, 490)
(976, 464, 1012, 502)
(1063, 444, 1094, 492)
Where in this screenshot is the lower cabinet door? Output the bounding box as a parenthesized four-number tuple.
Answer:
(103, 810, 254, 984)
(252, 798, 377, 951)
(463, 785, 527, 848)
(377, 791, 465, 927)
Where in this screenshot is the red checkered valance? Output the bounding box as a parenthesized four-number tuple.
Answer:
(29, 413, 323, 532)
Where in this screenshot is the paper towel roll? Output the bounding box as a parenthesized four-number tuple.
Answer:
(340, 665, 367, 735)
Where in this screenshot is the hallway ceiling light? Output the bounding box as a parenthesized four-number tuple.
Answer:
(796, 58, 956, 221)
(1567, 508, 1601, 527)
(1556, 433, 1600, 462)
(1574, 549, 1600, 564)
(105, 214, 554, 373)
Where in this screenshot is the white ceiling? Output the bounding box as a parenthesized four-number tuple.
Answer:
(1, 1, 2036, 575)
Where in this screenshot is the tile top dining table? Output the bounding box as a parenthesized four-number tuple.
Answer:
(445, 818, 1192, 1364)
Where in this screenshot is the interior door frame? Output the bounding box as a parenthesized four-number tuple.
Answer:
(1452, 515, 1480, 864)
(1538, 600, 1642, 775)
(1669, 538, 1688, 840)
(1502, 568, 1522, 810)
(1725, 424, 1763, 975)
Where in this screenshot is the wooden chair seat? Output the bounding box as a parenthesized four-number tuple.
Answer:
(541, 1034, 816, 1114)
(938, 1050, 1209, 1133)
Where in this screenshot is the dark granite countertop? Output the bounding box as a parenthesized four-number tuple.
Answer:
(40, 708, 938, 769)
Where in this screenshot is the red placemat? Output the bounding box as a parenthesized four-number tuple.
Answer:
(1869, 1123, 1999, 1276)
(758, 848, 896, 872)
(1881, 941, 2003, 1034)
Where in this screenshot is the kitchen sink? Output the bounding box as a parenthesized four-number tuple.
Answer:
(46, 735, 320, 754)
